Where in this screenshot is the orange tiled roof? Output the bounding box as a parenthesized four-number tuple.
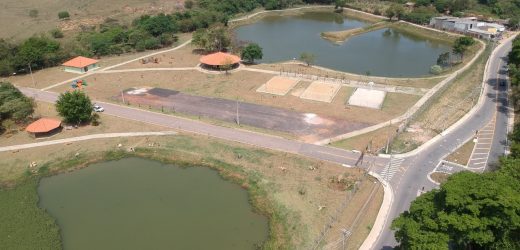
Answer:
(62, 56, 98, 68)
(200, 52, 240, 66)
(26, 118, 61, 133)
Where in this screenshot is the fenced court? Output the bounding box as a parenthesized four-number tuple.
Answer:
(348, 88, 387, 109)
(256, 76, 299, 95)
(300, 81, 342, 103)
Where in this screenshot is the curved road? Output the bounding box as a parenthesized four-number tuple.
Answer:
(374, 36, 514, 249)
(16, 35, 513, 250)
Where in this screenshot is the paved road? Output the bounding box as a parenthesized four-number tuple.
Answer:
(19, 88, 390, 172)
(374, 37, 514, 249)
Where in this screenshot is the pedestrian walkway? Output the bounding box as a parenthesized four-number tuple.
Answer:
(0, 131, 177, 152)
(467, 117, 495, 170)
(379, 157, 404, 181)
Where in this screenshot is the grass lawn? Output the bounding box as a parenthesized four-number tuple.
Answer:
(331, 125, 398, 153)
(0, 178, 61, 249)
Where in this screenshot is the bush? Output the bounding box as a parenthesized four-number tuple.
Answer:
(58, 11, 70, 19)
(50, 28, 64, 39)
(184, 0, 194, 9)
(29, 9, 38, 18)
(430, 65, 442, 75)
(144, 37, 160, 49)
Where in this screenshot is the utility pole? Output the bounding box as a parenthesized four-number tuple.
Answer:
(28, 63, 35, 87)
(341, 228, 351, 250)
(236, 98, 240, 125)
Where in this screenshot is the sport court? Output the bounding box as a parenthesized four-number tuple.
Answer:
(256, 76, 299, 96)
(348, 88, 387, 109)
(299, 81, 341, 103)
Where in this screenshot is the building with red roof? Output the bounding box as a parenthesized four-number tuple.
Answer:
(26, 118, 62, 137)
(62, 56, 99, 74)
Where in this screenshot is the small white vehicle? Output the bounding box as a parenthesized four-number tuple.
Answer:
(93, 104, 104, 112)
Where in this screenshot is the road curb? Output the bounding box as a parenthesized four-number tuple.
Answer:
(360, 171, 394, 250)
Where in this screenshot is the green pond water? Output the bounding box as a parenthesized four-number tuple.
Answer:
(234, 12, 452, 77)
(38, 157, 268, 250)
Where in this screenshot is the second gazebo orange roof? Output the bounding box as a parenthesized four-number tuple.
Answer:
(200, 52, 240, 66)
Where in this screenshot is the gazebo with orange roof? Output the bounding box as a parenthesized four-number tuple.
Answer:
(199, 52, 241, 70)
(26, 118, 62, 138)
(62, 56, 99, 74)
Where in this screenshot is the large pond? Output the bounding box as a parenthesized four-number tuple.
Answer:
(234, 12, 452, 77)
(38, 157, 268, 249)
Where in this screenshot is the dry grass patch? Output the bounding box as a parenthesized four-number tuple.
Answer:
(430, 172, 450, 184)
(0, 132, 382, 249)
(331, 125, 399, 153)
(445, 139, 475, 166)
(51, 70, 418, 125)
(6, 67, 77, 89)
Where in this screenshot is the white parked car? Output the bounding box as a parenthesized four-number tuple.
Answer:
(93, 104, 104, 112)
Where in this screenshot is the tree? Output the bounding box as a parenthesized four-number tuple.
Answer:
(436, 52, 451, 67)
(509, 16, 520, 30)
(241, 43, 263, 63)
(0, 82, 35, 123)
(220, 57, 234, 74)
(335, 0, 347, 11)
(50, 29, 64, 39)
(58, 11, 70, 20)
(300, 52, 316, 66)
(392, 171, 520, 249)
(55, 91, 93, 125)
(452, 36, 475, 61)
(192, 24, 231, 52)
(385, 4, 405, 20)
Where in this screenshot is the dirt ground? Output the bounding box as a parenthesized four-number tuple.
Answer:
(0, 0, 186, 40)
(114, 42, 201, 70)
(0, 131, 382, 249)
(430, 172, 450, 184)
(50, 70, 419, 126)
(0, 102, 168, 147)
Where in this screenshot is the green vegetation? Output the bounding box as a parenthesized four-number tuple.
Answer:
(57, 11, 69, 20)
(55, 90, 93, 125)
(392, 160, 520, 249)
(508, 36, 520, 113)
(452, 36, 475, 61)
(192, 24, 231, 52)
(0, 178, 62, 249)
(300, 52, 316, 66)
(28, 9, 38, 18)
(241, 43, 263, 63)
(0, 82, 35, 134)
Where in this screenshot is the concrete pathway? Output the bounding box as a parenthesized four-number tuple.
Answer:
(0, 131, 177, 152)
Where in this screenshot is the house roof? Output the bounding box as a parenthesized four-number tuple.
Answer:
(62, 56, 98, 68)
(200, 52, 240, 66)
(26, 118, 61, 133)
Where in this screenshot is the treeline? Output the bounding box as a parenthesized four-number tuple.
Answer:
(0, 82, 35, 134)
(508, 36, 520, 156)
(0, 0, 335, 77)
(346, 0, 520, 26)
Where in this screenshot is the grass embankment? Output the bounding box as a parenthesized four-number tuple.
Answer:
(0, 134, 381, 249)
(445, 139, 476, 166)
(391, 43, 491, 153)
(321, 21, 391, 43)
(430, 172, 450, 184)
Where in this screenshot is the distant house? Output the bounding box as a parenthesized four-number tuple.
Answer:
(62, 56, 99, 74)
(429, 16, 505, 40)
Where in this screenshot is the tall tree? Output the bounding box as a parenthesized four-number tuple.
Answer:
(392, 171, 520, 250)
(300, 52, 316, 66)
(241, 43, 263, 63)
(55, 91, 93, 125)
(192, 24, 231, 52)
(452, 36, 475, 61)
